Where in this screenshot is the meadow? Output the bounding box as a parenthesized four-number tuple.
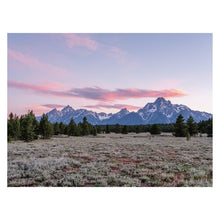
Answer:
(8, 133, 212, 187)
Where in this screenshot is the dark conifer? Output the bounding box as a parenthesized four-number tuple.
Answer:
(68, 118, 77, 136)
(122, 125, 128, 134)
(114, 123, 121, 133)
(206, 118, 212, 137)
(92, 126, 97, 136)
(54, 122, 60, 135)
(150, 124, 161, 135)
(105, 124, 110, 134)
(187, 116, 198, 136)
(59, 122, 65, 134)
(82, 117, 90, 136)
(174, 114, 187, 137)
(39, 113, 53, 139)
(20, 112, 35, 142)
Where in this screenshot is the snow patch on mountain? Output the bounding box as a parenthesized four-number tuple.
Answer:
(36, 97, 212, 125)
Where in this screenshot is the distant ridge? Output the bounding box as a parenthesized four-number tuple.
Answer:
(36, 97, 212, 125)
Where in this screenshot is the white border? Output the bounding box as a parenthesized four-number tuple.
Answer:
(0, 1, 219, 220)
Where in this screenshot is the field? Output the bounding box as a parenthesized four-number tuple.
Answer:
(8, 133, 212, 187)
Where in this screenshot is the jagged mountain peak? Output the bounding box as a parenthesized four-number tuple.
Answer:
(36, 98, 212, 125)
(154, 97, 171, 105)
(118, 108, 129, 113)
(155, 97, 166, 103)
(61, 105, 74, 112)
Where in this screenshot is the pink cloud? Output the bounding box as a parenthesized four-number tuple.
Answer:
(42, 104, 66, 109)
(84, 103, 141, 111)
(62, 34, 98, 51)
(41, 81, 70, 90)
(8, 79, 187, 101)
(8, 48, 71, 77)
(70, 87, 187, 101)
(8, 79, 73, 98)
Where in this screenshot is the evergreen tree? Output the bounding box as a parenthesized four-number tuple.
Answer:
(150, 124, 161, 135)
(96, 125, 102, 134)
(54, 122, 60, 135)
(7, 113, 20, 141)
(8, 113, 14, 140)
(13, 115, 20, 140)
(77, 123, 82, 136)
(206, 118, 213, 137)
(68, 118, 77, 136)
(59, 122, 65, 134)
(174, 114, 187, 137)
(114, 123, 121, 133)
(20, 112, 35, 142)
(92, 126, 97, 136)
(135, 125, 140, 134)
(39, 114, 53, 139)
(121, 125, 128, 134)
(82, 117, 90, 136)
(105, 124, 110, 134)
(29, 111, 39, 139)
(7, 113, 14, 140)
(64, 124, 69, 135)
(186, 116, 198, 136)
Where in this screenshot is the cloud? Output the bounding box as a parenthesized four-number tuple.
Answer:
(8, 79, 73, 98)
(8, 79, 187, 101)
(70, 87, 187, 101)
(8, 48, 71, 77)
(83, 103, 141, 111)
(41, 104, 66, 109)
(62, 34, 98, 51)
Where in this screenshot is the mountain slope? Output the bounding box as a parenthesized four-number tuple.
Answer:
(36, 97, 212, 125)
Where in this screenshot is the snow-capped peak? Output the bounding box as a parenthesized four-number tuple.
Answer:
(61, 105, 74, 113)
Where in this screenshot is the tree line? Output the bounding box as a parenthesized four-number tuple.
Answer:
(7, 111, 99, 142)
(8, 111, 212, 142)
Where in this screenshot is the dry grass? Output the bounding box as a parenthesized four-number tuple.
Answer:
(8, 133, 212, 187)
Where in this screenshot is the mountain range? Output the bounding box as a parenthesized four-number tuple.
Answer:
(36, 97, 212, 125)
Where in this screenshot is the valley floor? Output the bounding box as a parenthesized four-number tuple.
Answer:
(8, 133, 212, 187)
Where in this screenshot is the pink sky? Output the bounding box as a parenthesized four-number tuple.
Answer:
(8, 33, 212, 116)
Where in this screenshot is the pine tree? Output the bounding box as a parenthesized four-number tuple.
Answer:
(105, 124, 110, 134)
(186, 116, 198, 136)
(8, 113, 14, 139)
(82, 117, 90, 136)
(20, 113, 35, 142)
(13, 115, 20, 140)
(76, 123, 82, 136)
(54, 122, 60, 135)
(68, 118, 77, 136)
(39, 114, 53, 139)
(59, 122, 65, 134)
(174, 114, 187, 137)
(206, 118, 212, 137)
(96, 125, 102, 134)
(121, 125, 128, 134)
(114, 123, 121, 133)
(7, 113, 20, 141)
(92, 126, 97, 136)
(29, 111, 39, 139)
(150, 124, 161, 135)
(135, 125, 140, 134)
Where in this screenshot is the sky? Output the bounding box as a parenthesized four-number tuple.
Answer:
(7, 33, 212, 116)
